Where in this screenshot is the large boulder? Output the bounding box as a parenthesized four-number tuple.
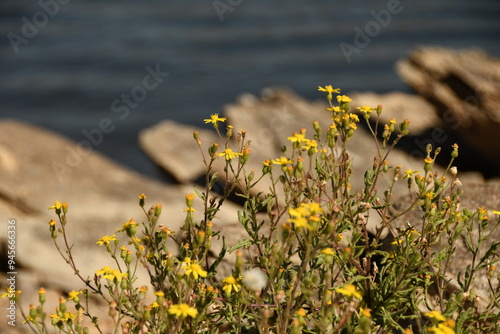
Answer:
(397, 47, 500, 171)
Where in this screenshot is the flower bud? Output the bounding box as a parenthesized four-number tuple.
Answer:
(109, 301, 117, 318)
(143, 306, 151, 321)
(450, 166, 458, 175)
(226, 125, 233, 138)
(138, 193, 146, 207)
(62, 202, 68, 214)
(376, 104, 383, 116)
(382, 160, 389, 173)
(193, 131, 199, 141)
(38, 288, 46, 304)
(209, 142, 219, 157)
(29, 304, 37, 320)
(155, 291, 164, 304)
(185, 193, 195, 208)
(296, 157, 304, 173)
(247, 169, 255, 182)
(196, 230, 206, 245)
(424, 157, 433, 172)
(313, 121, 321, 137)
(451, 143, 459, 158)
(399, 119, 410, 133)
(206, 221, 213, 237)
(154, 204, 162, 217)
(59, 297, 67, 313)
(241, 148, 251, 164)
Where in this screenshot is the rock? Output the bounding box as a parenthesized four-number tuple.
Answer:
(141, 87, 449, 199)
(349, 91, 442, 135)
(397, 47, 500, 170)
(139, 120, 220, 183)
(0, 120, 244, 333)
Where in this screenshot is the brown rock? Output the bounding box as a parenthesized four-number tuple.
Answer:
(349, 91, 442, 135)
(397, 47, 500, 169)
(139, 120, 220, 183)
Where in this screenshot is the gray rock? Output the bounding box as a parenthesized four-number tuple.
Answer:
(397, 47, 500, 169)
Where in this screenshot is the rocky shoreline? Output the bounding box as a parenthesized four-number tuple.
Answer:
(1, 46, 499, 333)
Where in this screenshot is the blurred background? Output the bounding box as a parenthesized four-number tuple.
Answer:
(1, 0, 499, 181)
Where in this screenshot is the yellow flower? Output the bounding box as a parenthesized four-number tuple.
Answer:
(138, 193, 146, 199)
(181, 257, 207, 280)
(336, 284, 362, 299)
(38, 288, 46, 294)
(95, 266, 128, 282)
(302, 139, 318, 151)
(318, 85, 341, 94)
(296, 308, 307, 317)
(492, 210, 500, 215)
(204, 113, 227, 127)
(68, 290, 81, 303)
(218, 148, 243, 161)
(403, 169, 418, 179)
(356, 105, 375, 114)
(337, 95, 352, 103)
(96, 234, 117, 246)
(360, 307, 371, 317)
(289, 216, 312, 230)
(326, 106, 342, 112)
(391, 238, 403, 246)
(222, 275, 242, 295)
(424, 157, 434, 164)
(272, 156, 293, 165)
(50, 312, 76, 322)
(428, 323, 455, 334)
(168, 303, 198, 319)
(288, 203, 323, 230)
(287, 132, 306, 143)
(48, 201, 62, 210)
(349, 113, 359, 122)
(424, 310, 447, 322)
(321, 248, 334, 255)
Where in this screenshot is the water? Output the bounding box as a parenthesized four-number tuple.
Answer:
(1, 0, 499, 181)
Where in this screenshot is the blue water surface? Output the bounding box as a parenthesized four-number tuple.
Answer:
(1, 0, 499, 180)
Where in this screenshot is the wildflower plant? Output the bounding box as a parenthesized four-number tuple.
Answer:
(15, 86, 500, 333)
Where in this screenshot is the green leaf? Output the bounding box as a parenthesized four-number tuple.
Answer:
(193, 186, 206, 201)
(455, 307, 473, 334)
(478, 241, 500, 267)
(209, 237, 226, 274)
(208, 172, 219, 190)
(228, 238, 253, 253)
